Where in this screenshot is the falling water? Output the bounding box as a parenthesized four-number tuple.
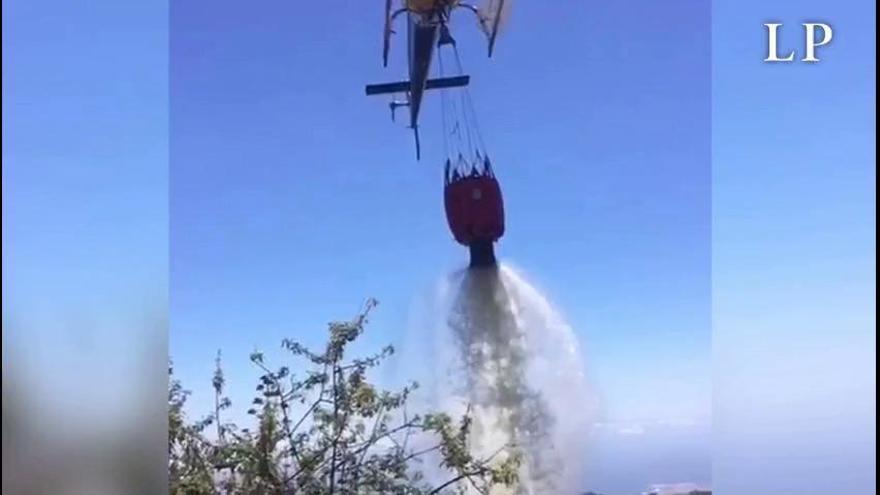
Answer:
(400, 263, 593, 494)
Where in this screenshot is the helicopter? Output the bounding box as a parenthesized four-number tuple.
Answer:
(364, 0, 506, 160)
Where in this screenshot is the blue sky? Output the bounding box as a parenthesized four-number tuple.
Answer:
(713, 1, 875, 493)
(3, 0, 873, 494)
(3, 0, 167, 425)
(170, 1, 711, 491)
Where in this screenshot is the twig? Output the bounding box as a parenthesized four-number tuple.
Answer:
(428, 469, 487, 495)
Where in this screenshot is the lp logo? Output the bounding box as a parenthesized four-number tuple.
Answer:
(764, 23, 833, 63)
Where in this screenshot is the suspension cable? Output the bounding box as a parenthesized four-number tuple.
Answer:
(436, 21, 491, 178)
(451, 43, 488, 157)
(438, 44, 451, 162)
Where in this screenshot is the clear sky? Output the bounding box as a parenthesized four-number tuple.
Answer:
(3, 0, 168, 426)
(713, 0, 875, 493)
(3, 0, 873, 494)
(170, 1, 711, 492)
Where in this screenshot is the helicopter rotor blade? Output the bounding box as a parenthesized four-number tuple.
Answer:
(487, 0, 505, 57)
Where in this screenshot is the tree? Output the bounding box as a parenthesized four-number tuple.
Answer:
(169, 361, 216, 493)
(169, 299, 521, 494)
